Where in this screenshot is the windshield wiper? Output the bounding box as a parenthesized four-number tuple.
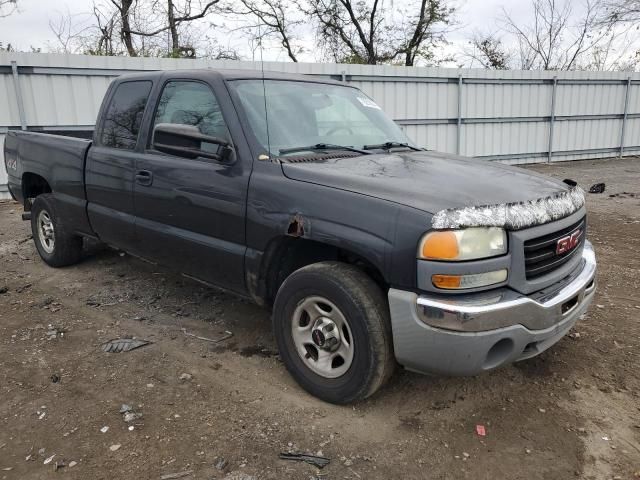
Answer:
(278, 143, 370, 156)
(363, 141, 422, 152)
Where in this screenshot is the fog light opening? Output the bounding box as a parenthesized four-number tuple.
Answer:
(483, 338, 515, 370)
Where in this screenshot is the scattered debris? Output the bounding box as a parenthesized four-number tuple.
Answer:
(563, 178, 578, 187)
(279, 452, 331, 469)
(46, 326, 64, 340)
(109, 444, 121, 452)
(608, 191, 636, 198)
(569, 332, 581, 339)
(102, 338, 151, 353)
(100, 426, 109, 433)
(50, 373, 60, 383)
(54, 460, 66, 471)
(120, 404, 143, 423)
(239, 345, 279, 358)
(538, 408, 547, 413)
(179, 373, 193, 381)
(476, 425, 486, 436)
(15, 283, 32, 293)
(160, 471, 194, 480)
(0, 286, 8, 294)
(68, 461, 77, 468)
(43, 454, 56, 465)
(222, 473, 256, 480)
(215, 457, 228, 471)
(589, 183, 605, 194)
(181, 328, 233, 344)
(124, 411, 143, 423)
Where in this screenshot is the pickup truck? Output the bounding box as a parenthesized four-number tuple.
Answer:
(3, 69, 597, 404)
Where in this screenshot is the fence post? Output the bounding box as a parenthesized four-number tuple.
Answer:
(11, 60, 27, 130)
(548, 76, 557, 163)
(620, 76, 631, 158)
(456, 74, 463, 155)
(10, 60, 28, 131)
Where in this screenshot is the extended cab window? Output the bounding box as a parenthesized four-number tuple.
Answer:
(152, 81, 229, 141)
(100, 81, 152, 150)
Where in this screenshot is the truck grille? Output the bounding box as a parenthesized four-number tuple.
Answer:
(523, 218, 586, 279)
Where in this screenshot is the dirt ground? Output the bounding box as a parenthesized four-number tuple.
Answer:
(0, 157, 639, 480)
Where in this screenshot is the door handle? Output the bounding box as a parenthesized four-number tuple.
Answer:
(135, 170, 153, 186)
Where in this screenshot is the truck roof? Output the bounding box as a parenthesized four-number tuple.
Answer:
(115, 68, 345, 85)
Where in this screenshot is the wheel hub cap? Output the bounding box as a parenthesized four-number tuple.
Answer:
(311, 317, 340, 351)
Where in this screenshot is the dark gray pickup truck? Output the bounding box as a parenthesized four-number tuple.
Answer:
(3, 69, 596, 403)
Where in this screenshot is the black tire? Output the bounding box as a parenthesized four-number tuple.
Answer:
(30, 194, 83, 267)
(273, 261, 395, 404)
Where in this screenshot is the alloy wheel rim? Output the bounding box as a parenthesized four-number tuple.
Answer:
(37, 210, 55, 254)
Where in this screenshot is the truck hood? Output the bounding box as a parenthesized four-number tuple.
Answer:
(281, 150, 569, 214)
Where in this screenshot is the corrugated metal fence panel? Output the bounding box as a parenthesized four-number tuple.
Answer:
(1, 52, 640, 199)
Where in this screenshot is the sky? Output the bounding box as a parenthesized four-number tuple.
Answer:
(0, 0, 536, 64)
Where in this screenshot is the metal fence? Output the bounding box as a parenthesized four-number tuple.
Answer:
(2, 52, 639, 198)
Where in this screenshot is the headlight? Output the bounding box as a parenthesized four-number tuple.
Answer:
(419, 227, 507, 261)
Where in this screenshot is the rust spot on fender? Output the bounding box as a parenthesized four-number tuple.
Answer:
(287, 213, 307, 237)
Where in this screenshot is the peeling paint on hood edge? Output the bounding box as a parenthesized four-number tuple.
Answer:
(431, 187, 585, 230)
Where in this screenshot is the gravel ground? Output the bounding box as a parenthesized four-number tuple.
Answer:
(0, 156, 639, 480)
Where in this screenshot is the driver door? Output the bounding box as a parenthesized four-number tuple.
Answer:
(133, 80, 249, 293)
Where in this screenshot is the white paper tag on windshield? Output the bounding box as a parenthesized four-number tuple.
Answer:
(356, 97, 381, 109)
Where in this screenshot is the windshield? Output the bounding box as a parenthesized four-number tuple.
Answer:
(228, 79, 412, 156)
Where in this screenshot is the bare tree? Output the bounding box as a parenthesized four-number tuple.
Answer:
(501, 0, 614, 70)
(124, 0, 221, 57)
(305, 0, 456, 65)
(464, 32, 510, 69)
(109, 0, 138, 56)
(49, 3, 122, 55)
(602, 0, 640, 22)
(0, 0, 18, 17)
(226, 0, 302, 62)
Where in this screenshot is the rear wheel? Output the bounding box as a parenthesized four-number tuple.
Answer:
(30, 194, 83, 267)
(273, 261, 395, 404)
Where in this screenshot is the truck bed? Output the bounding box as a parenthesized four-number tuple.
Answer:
(4, 130, 94, 235)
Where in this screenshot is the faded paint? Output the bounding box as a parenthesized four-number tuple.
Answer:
(431, 187, 585, 230)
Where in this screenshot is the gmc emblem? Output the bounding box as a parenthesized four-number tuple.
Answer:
(556, 229, 582, 255)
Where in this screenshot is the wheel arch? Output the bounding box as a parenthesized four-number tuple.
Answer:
(247, 234, 389, 307)
(21, 172, 52, 210)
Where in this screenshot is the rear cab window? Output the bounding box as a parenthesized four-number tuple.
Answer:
(99, 81, 153, 150)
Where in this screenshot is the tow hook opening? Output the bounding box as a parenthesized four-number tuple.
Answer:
(561, 295, 579, 315)
(483, 338, 514, 370)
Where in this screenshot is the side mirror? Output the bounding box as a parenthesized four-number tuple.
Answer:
(152, 123, 233, 162)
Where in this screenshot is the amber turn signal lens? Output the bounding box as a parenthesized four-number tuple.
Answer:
(420, 231, 459, 260)
(432, 270, 508, 290)
(432, 274, 462, 289)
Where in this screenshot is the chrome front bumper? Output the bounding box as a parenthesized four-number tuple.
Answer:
(388, 242, 596, 376)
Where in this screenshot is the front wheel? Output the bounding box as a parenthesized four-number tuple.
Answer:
(273, 262, 395, 404)
(30, 194, 83, 267)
